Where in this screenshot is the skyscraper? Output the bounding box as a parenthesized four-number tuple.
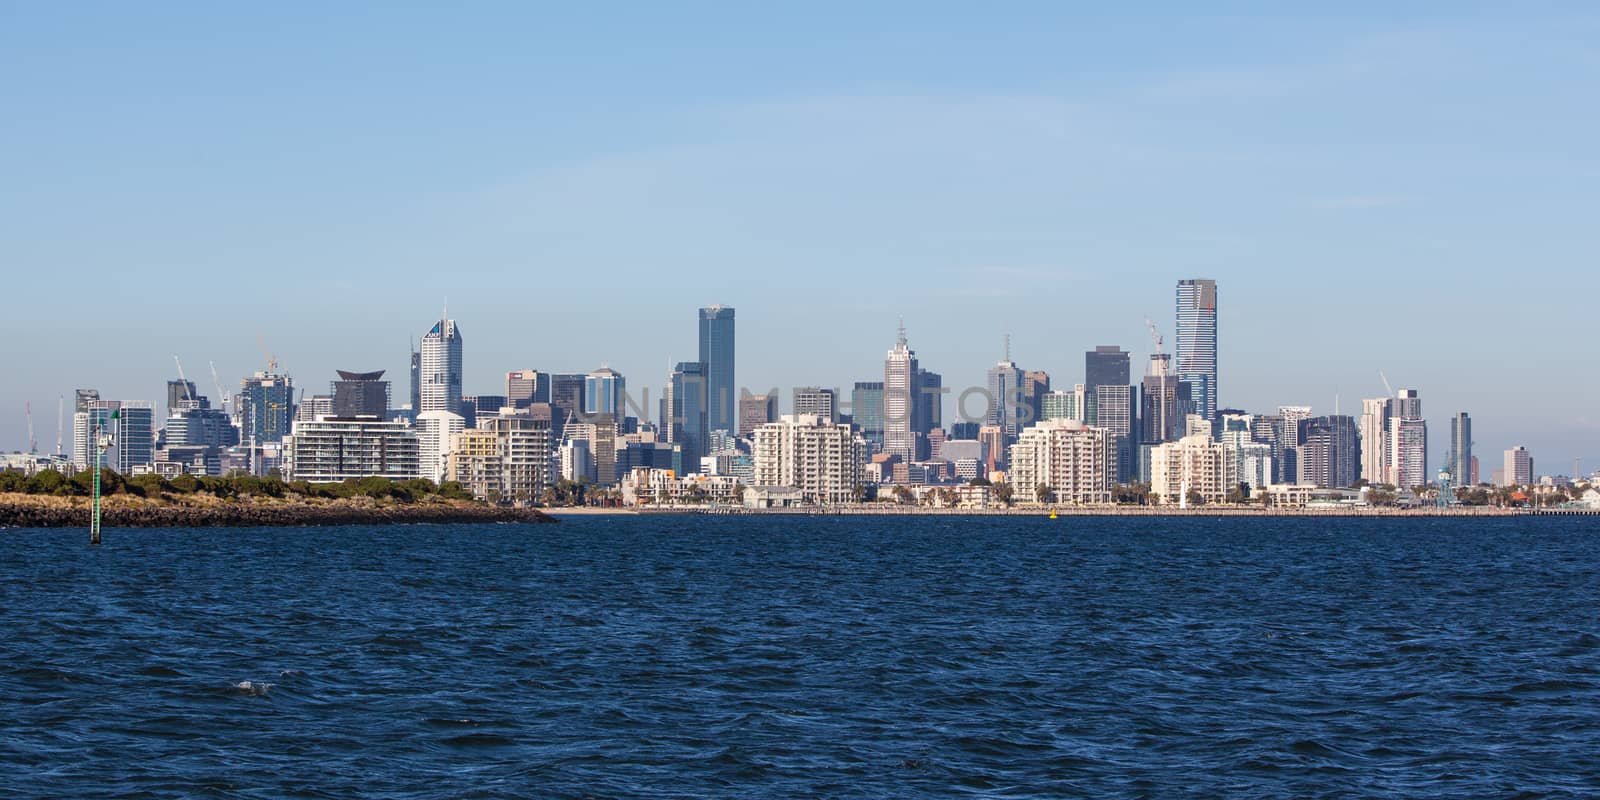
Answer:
(584, 367, 626, 419)
(792, 387, 837, 423)
(739, 392, 779, 436)
(698, 306, 736, 436)
(1021, 371, 1050, 432)
(1084, 346, 1133, 483)
(666, 361, 708, 471)
(240, 372, 295, 444)
(1504, 446, 1533, 487)
(1175, 278, 1219, 419)
(883, 324, 919, 461)
(420, 317, 463, 415)
(505, 370, 548, 409)
(1140, 354, 1191, 445)
(166, 379, 197, 417)
(985, 356, 1024, 438)
(916, 369, 944, 437)
(409, 345, 421, 412)
(549, 374, 586, 425)
(1297, 415, 1359, 489)
(1358, 397, 1393, 485)
(331, 370, 390, 418)
(850, 382, 885, 451)
(1449, 412, 1472, 486)
(1388, 389, 1427, 489)
(415, 410, 465, 483)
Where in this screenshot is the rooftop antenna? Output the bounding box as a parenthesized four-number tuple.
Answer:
(897, 317, 907, 347)
(56, 395, 64, 457)
(1004, 333, 1011, 363)
(26, 401, 36, 454)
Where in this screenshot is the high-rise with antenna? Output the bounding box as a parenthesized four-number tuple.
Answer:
(420, 312, 463, 415)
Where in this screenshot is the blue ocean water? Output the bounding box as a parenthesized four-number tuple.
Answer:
(2, 516, 1598, 798)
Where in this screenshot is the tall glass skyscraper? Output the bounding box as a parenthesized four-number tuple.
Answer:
(420, 317, 463, 415)
(667, 361, 707, 470)
(1084, 346, 1133, 483)
(698, 305, 736, 435)
(584, 367, 625, 419)
(1175, 278, 1218, 420)
(241, 372, 295, 444)
(851, 381, 885, 451)
(1450, 412, 1472, 486)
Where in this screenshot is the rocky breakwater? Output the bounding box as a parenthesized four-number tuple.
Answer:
(0, 493, 555, 529)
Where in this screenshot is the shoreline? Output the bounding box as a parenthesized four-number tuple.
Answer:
(541, 505, 1594, 518)
(0, 493, 555, 529)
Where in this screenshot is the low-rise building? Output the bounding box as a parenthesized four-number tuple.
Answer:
(620, 468, 742, 506)
(444, 410, 554, 505)
(1149, 432, 1235, 505)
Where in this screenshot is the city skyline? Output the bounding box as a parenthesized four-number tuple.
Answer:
(4, 6, 1599, 472)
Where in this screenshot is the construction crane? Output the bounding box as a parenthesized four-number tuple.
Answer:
(1379, 371, 1395, 397)
(1144, 318, 1167, 376)
(209, 361, 230, 408)
(257, 333, 279, 374)
(173, 355, 195, 403)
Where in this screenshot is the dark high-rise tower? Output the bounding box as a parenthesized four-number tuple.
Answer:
(699, 305, 736, 435)
(332, 370, 391, 418)
(1176, 278, 1218, 419)
(1084, 346, 1134, 483)
(1450, 412, 1472, 486)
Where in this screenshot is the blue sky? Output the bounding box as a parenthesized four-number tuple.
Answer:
(4, 3, 1598, 476)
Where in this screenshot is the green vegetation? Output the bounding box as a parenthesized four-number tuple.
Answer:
(0, 468, 474, 504)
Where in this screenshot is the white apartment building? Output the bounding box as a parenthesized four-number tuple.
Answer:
(282, 417, 421, 483)
(751, 414, 867, 505)
(1149, 432, 1236, 504)
(1004, 420, 1112, 505)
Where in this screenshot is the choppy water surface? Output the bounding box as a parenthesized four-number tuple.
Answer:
(3, 516, 1599, 798)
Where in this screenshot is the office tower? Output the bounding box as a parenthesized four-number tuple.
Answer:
(986, 355, 1024, 438)
(83, 401, 156, 474)
(584, 367, 625, 420)
(916, 369, 943, 436)
(71, 389, 101, 468)
(884, 324, 919, 461)
(1005, 420, 1111, 505)
(1359, 397, 1393, 484)
(1388, 389, 1427, 489)
(409, 346, 421, 412)
(1042, 385, 1087, 423)
(950, 421, 980, 440)
(240, 372, 295, 444)
(164, 398, 239, 449)
(463, 395, 506, 428)
(1140, 354, 1192, 445)
(1470, 455, 1480, 486)
(1449, 413, 1472, 485)
(446, 406, 555, 504)
(792, 387, 837, 423)
(166, 379, 197, 417)
(331, 370, 390, 418)
(740, 392, 779, 437)
(1175, 278, 1219, 419)
(420, 317, 463, 415)
(549, 374, 586, 425)
(698, 305, 736, 436)
(750, 415, 868, 505)
(667, 361, 708, 471)
(1149, 432, 1235, 504)
(1085, 345, 1136, 481)
(1084, 346, 1131, 420)
(505, 370, 548, 409)
(1296, 415, 1358, 489)
(850, 382, 885, 451)
(1503, 446, 1533, 487)
(415, 410, 465, 484)
(1095, 384, 1135, 483)
(1274, 406, 1312, 484)
(1021, 371, 1050, 431)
